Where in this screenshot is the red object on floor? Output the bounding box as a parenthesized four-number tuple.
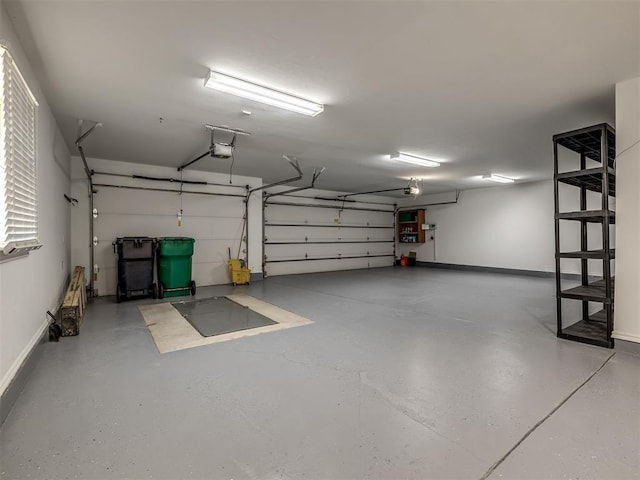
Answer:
(400, 256, 409, 267)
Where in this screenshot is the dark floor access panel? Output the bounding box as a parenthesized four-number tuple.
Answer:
(173, 297, 277, 337)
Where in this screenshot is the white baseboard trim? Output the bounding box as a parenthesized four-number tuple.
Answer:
(612, 331, 640, 344)
(0, 318, 48, 396)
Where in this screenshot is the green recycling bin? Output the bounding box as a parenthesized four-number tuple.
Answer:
(157, 237, 196, 298)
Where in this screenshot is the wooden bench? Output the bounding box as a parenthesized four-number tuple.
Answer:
(61, 266, 87, 336)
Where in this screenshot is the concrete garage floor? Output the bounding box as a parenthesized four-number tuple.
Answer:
(1, 267, 638, 479)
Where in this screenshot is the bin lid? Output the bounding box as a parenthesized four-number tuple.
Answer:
(158, 237, 195, 242)
(113, 236, 157, 244)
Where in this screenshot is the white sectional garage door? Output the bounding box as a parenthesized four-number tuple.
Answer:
(263, 196, 396, 277)
(92, 184, 246, 296)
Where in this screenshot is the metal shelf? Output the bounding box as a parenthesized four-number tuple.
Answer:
(554, 124, 616, 348)
(553, 123, 615, 168)
(559, 277, 615, 302)
(557, 249, 615, 259)
(556, 210, 615, 223)
(556, 167, 616, 196)
(559, 316, 612, 348)
(559, 309, 611, 348)
(559, 284, 611, 303)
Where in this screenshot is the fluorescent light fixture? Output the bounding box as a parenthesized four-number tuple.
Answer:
(483, 174, 514, 183)
(205, 70, 324, 117)
(390, 152, 440, 168)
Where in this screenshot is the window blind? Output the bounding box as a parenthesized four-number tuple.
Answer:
(0, 47, 39, 249)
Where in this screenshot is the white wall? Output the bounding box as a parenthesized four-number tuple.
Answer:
(613, 76, 640, 344)
(0, 4, 71, 395)
(70, 157, 262, 295)
(397, 181, 557, 272)
(397, 175, 611, 277)
(263, 187, 396, 277)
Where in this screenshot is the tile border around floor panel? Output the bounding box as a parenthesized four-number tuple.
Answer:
(139, 295, 313, 354)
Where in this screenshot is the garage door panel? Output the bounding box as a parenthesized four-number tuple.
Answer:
(192, 262, 232, 288)
(94, 188, 244, 217)
(190, 239, 244, 264)
(266, 243, 393, 259)
(95, 215, 243, 240)
(265, 226, 393, 243)
(266, 257, 392, 277)
(94, 266, 117, 297)
(265, 204, 391, 226)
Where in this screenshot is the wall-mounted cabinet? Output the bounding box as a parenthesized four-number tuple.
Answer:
(397, 209, 425, 243)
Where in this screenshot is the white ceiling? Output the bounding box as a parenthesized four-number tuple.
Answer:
(5, 0, 640, 194)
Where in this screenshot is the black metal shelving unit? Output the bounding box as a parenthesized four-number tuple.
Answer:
(553, 123, 616, 348)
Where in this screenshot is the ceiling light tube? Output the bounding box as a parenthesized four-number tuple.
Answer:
(205, 70, 324, 117)
(483, 174, 515, 183)
(390, 152, 440, 168)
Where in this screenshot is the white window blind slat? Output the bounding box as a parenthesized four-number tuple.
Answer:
(1, 47, 38, 249)
(8, 160, 36, 179)
(5, 212, 37, 222)
(8, 189, 37, 206)
(7, 225, 38, 232)
(7, 196, 36, 209)
(6, 207, 37, 218)
(7, 197, 37, 212)
(8, 175, 36, 192)
(7, 188, 38, 206)
(7, 115, 35, 136)
(6, 210, 37, 220)
(10, 112, 35, 132)
(9, 92, 35, 118)
(6, 194, 36, 207)
(8, 156, 36, 174)
(7, 120, 35, 147)
(8, 165, 37, 187)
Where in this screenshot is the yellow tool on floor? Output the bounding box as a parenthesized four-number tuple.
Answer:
(229, 258, 251, 286)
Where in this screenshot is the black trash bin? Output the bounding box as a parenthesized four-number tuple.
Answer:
(113, 237, 158, 303)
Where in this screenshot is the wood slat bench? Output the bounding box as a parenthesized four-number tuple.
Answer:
(61, 266, 87, 336)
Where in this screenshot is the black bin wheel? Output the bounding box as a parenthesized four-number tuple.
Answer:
(151, 283, 158, 299)
(190, 280, 196, 296)
(158, 283, 164, 299)
(116, 284, 122, 304)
